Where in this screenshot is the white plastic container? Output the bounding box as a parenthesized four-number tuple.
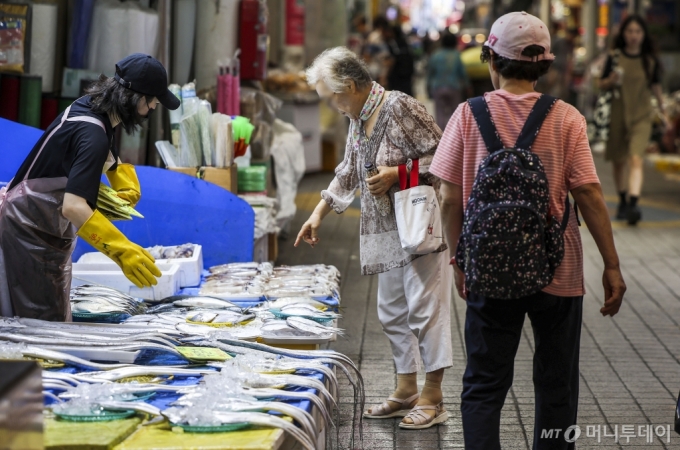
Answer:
(77, 244, 204, 288)
(71, 262, 181, 301)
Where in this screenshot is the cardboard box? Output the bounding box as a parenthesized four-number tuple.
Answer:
(168, 167, 199, 178)
(202, 165, 238, 192)
(168, 165, 238, 193)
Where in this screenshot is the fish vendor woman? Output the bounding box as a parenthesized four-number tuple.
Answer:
(0, 54, 180, 321)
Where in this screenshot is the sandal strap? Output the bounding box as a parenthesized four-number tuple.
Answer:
(409, 404, 438, 412)
(403, 402, 445, 426)
(386, 393, 420, 405)
(369, 393, 420, 416)
(404, 408, 432, 426)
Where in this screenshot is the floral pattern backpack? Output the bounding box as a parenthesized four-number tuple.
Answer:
(455, 95, 571, 299)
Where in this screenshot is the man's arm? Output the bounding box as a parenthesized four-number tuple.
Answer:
(440, 180, 466, 299)
(571, 183, 626, 316)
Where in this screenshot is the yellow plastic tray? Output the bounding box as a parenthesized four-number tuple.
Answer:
(45, 416, 141, 450)
(113, 423, 284, 450)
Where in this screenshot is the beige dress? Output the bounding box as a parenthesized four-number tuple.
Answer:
(605, 51, 658, 162)
(321, 92, 447, 275)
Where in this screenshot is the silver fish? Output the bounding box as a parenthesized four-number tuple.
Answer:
(187, 312, 218, 323)
(204, 336, 365, 444)
(280, 303, 325, 313)
(175, 322, 214, 336)
(43, 380, 77, 391)
(244, 386, 335, 432)
(59, 383, 183, 400)
(278, 306, 339, 320)
(267, 297, 329, 310)
(212, 312, 255, 325)
(0, 326, 179, 347)
(98, 400, 162, 417)
(287, 317, 343, 335)
(230, 372, 331, 407)
(172, 297, 240, 309)
(2, 344, 132, 371)
(76, 366, 215, 382)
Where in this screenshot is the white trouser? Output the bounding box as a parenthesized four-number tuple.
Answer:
(377, 251, 453, 374)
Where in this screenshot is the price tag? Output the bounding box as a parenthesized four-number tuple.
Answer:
(176, 346, 232, 362)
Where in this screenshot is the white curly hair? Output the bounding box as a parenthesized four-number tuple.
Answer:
(305, 47, 373, 93)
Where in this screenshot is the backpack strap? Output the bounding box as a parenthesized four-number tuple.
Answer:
(514, 95, 558, 150)
(468, 96, 504, 153)
(561, 194, 571, 230)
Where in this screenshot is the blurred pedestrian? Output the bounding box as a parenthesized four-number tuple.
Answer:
(348, 15, 369, 56)
(298, 47, 452, 430)
(544, 25, 577, 104)
(427, 32, 470, 130)
(382, 24, 415, 95)
(600, 14, 667, 225)
(364, 16, 391, 86)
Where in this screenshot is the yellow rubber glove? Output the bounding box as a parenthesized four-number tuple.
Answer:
(106, 163, 141, 207)
(77, 210, 161, 288)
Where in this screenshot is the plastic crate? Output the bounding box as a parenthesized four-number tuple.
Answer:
(77, 244, 203, 288)
(71, 262, 181, 300)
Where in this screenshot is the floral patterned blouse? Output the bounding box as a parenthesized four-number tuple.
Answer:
(321, 91, 447, 275)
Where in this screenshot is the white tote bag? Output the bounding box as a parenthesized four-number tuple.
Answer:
(394, 159, 443, 255)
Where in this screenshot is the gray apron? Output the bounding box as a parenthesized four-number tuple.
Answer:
(0, 105, 108, 321)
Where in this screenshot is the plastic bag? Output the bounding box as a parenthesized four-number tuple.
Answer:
(239, 88, 282, 124)
(270, 119, 306, 233)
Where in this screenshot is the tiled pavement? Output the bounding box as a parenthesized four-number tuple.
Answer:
(277, 153, 680, 449)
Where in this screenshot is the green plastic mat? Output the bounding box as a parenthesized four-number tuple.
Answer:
(171, 423, 250, 433)
(45, 416, 141, 450)
(54, 409, 136, 422)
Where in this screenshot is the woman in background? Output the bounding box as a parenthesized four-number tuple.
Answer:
(600, 14, 667, 225)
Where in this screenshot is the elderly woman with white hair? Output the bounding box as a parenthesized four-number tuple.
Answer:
(294, 47, 453, 429)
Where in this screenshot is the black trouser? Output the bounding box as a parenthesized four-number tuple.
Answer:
(461, 291, 583, 450)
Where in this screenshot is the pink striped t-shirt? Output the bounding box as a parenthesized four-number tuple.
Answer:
(430, 90, 600, 297)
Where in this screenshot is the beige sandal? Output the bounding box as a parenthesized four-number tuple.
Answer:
(398, 401, 449, 429)
(363, 393, 420, 419)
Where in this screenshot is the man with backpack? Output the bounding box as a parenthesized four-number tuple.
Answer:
(430, 12, 626, 450)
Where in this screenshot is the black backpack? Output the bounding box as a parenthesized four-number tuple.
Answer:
(455, 95, 570, 299)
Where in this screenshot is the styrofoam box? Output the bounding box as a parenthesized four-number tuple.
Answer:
(77, 244, 204, 288)
(71, 262, 181, 300)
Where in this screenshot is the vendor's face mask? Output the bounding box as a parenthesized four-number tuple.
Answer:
(139, 97, 158, 120)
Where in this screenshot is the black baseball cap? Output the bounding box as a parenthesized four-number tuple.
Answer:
(113, 53, 180, 110)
